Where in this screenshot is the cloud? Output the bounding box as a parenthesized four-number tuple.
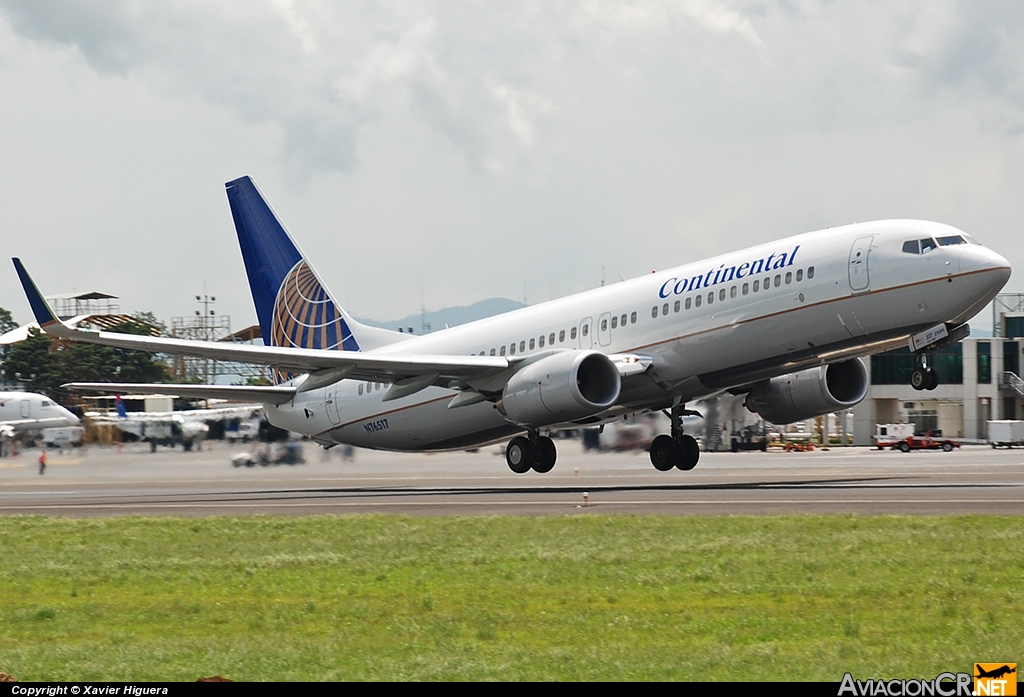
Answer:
(1, 1, 1023, 324)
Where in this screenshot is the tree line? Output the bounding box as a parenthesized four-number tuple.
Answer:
(0, 307, 169, 403)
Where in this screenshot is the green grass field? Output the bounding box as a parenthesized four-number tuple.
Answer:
(1, 515, 1021, 681)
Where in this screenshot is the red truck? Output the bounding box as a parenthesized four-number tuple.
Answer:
(888, 435, 960, 452)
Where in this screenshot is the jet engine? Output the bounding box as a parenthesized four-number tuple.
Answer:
(501, 350, 621, 427)
(744, 358, 868, 424)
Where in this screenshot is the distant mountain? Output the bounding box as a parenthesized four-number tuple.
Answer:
(355, 298, 526, 334)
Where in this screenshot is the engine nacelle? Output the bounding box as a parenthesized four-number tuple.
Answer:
(744, 358, 868, 425)
(502, 350, 621, 427)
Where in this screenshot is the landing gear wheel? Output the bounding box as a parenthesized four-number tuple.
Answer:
(677, 435, 700, 471)
(923, 367, 939, 391)
(650, 435, 678, 471)
(506, 436, 533, 474)
(911, 368, 926, 391)
(532, 436, 557, 473)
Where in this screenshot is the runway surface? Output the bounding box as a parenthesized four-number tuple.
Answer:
(2, 440, 1023, 516)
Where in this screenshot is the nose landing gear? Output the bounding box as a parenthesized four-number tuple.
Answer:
(910, 354, 939, 391)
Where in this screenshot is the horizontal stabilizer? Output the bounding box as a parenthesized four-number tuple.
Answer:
(64, 383, 297, 405)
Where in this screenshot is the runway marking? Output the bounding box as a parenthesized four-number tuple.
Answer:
(2, 497, 1023, 512)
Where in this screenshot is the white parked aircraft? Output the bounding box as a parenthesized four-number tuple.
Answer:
(0, 391, 80, 439)
(13, 176, 1011, 473)
(83, 395, 263, 451)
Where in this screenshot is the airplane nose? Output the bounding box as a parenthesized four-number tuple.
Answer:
(959, 245, 1011, 289)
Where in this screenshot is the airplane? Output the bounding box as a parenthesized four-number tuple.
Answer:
(975, 665, 1016, 680)
(83, 395, 263, 451)
(11, 176, 1012, 474)
(0, 390, 80, 440)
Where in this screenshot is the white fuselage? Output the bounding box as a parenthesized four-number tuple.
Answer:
(0, 391, 80, 434)
(265, 220, 1010, 451)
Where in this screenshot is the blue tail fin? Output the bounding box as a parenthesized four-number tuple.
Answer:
(225, 176, 360, 353)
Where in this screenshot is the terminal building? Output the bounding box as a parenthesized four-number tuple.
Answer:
(852, 293, 1024, 444)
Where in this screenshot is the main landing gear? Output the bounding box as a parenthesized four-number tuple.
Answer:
(910, 353, 939, 391)
(506, 430, 557, 474)
(649, 404, 700, 472)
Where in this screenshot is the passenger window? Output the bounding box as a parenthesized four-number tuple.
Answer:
(796, 269, 803, 282)
(742, 283, 749, 295)
(785, 272, 792, 284)
(620, 314, 627, 327)
(652, 306, 659, 318)
(611, 316, 618, 329)
(490, 348, 496, 356)
(582, 324, 589, 337)
(920, 238, 937, 253)
(662, 303, 669, 316)
(510, 343, 516, 355)
(685, 297, 692, 310)
(600, 319, 607, 332)
(549, 333, 556, 344)
(902, 240, 920, 254)
(764, 276, 771, 289)
(519, 341, 526, 353)
(529, 338, 535, 350)
(730, 286, 737, 299)
(539, 335, 545, 347)
(630, 312, 637, 324)
(571, 327, 577, 339)
(705, 292, 711, 305)
(774, 274, 781, 287)
(753, 279, 760, 292)
(559, 330, 565, 342)
(358, 384, 363, 395)
(674, 300, 680, 313)
(500, 346, 506, 356)
(807, 266, 814, 279)
(719, 289, 725, 302)
(695, 295, 702, 307)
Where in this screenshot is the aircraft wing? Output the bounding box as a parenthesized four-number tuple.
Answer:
(86, 403, 263, 423)
(14, 258, 511, 387)
(0, 417, 80, 430)
(73, 383, 291, 405)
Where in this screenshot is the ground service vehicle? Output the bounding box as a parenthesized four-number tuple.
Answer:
(890, 435, 959, 453)
(988, 420, 1024, 448)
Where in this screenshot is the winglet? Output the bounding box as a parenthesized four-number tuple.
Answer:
(12, 258, 64, 331)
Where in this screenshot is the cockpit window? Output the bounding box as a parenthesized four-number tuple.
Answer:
(902, 240, 920, 254)
(937, 235, 967, 246)
(920, 238, 937, 253)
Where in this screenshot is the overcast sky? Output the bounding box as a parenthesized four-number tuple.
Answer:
(1, 1, 1022, 332)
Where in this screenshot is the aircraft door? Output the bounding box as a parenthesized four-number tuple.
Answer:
(579, 317, 593, 349)
(597, 312, 612, 347)
(325, 382, 341, 426)
(848, 235, 873, 292)
(20, 400, 30, 418)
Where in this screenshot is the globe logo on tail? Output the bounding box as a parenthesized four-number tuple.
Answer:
(270, 260, 357, 382)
